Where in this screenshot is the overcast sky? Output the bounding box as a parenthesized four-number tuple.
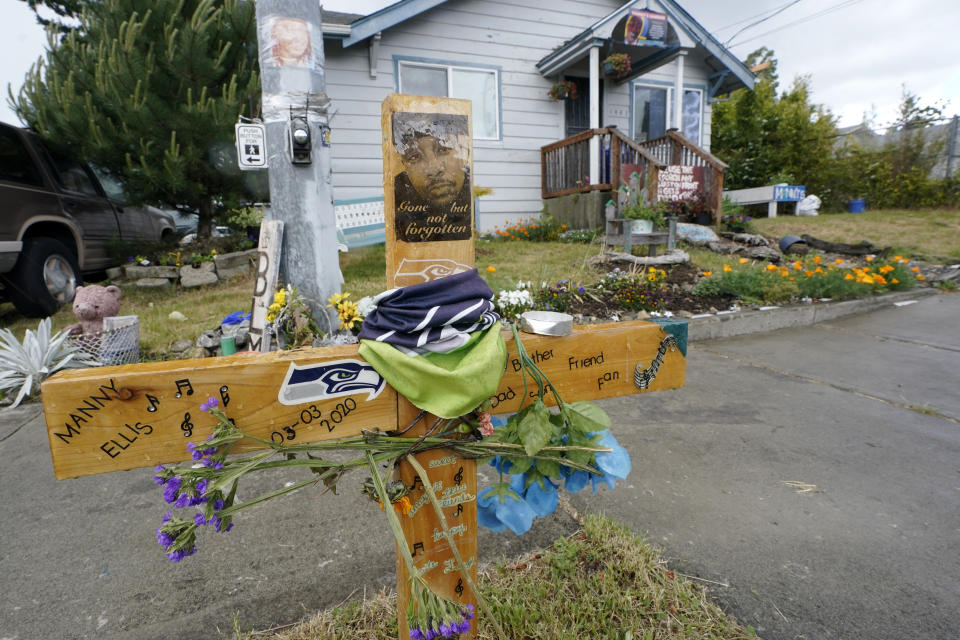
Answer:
(3, 0, 958, 132)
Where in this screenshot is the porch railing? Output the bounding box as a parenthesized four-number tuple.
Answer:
(540, 127, 664, 199)
(637, 129, 728, 219)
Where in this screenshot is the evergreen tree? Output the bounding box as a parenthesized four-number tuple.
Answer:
(14, 0, 261, 237)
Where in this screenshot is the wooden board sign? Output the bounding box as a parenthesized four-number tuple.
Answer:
(39, 321, 684, 479)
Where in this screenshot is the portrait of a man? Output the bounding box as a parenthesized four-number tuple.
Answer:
(268, 17, 312, 67)
(392, 112, 472, 243)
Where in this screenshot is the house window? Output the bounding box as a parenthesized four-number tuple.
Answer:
(632, 84, 703, 145)
(397, 59, 500, 140)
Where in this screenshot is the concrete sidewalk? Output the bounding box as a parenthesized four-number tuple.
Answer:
(1, 291, 957, 639)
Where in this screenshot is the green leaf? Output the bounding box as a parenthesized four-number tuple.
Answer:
(565, 401, 611, 433)
(535, 457, 561, 478)
(505, 456, 533, 475)
(518, 400, 553, 457)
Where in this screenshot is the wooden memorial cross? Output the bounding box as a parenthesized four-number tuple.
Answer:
(38, 95, 687, 639)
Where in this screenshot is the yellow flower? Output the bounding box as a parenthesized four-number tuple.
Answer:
(835, 258, 843, 264)
(211, 249, 217, 255)
(723, 264, 732, 273)
(813, 256, 822, 263)
(861, 276, 875, 284)
(916, 274, 926, 281)
(702, 271, 713, 277)
(804, 270, 814, 277)
(911, 266, 920, 273)
(894, 255, 903, 262)
(487, 266, 496, 273)
(766, 264, 778, 271)
(844, 273, 854, 280)
(268, 302, 282, 312)
(874, 275, 887, 285)
(327, 292, 349, 306)
(865, 256, 874, 262)
(266, 312, 276, 322)
(739, 257, 748, 264)
(891, 278, 899, 284)
(793, 260, 803, 270)
(814, 266, 824, 274)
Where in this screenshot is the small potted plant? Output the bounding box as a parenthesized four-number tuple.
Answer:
(547, 80, 579, 101)
(602, 53, 631, 77)
(621, 200, 665, 234)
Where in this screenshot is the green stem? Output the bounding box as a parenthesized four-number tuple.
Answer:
(363, 451, 419, 579)
(406, 455, 507, 638)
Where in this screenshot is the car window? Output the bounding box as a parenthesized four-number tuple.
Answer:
(90, 166, 128, 203)
(32, 138, 102, 197)
(0, 127, 43, 187)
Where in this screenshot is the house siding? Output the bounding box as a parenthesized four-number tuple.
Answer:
(324, 0, 719, 231)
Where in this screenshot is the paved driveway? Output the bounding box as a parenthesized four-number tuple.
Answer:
(1, 293, 957, 639)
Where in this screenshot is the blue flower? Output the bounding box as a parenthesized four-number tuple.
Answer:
(561, 431, 631, 493)
(477, 484, 535, 535)
(519, 475, 559, 517)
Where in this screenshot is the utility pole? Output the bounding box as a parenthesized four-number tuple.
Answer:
(254, 0, 341, 331)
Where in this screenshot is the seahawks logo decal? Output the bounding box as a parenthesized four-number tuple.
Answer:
(277, 359, 385, 406)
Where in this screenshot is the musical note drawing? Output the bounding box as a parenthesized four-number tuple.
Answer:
(453, 503, 463, 517)
(219, 385, 230, 407)
(410, 476, 423, 491)
(181, 412, 194, 437)
(145, 394, 160, 413)
(411, 541, 425, 557)
(174, 379, 194, 398)
(454, 466, 463, 484)
(455, 578, 464, 598)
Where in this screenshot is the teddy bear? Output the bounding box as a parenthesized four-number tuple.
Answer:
(67, 284, 123, 335)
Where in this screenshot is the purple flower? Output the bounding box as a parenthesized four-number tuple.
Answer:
(409, 629, 425, 640)
(163, 476, 182, 504)
(153, 465, 168, 485)
(195, 479, 208, 496)
(214, 499, 226, 511)
(194, 513, 206, 526)
(174, 493, 191, 509)
(166, 546, 197, 563)
(199, 396, 218, 412)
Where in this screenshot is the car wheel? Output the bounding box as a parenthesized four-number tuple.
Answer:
(3, 237, 81, 317)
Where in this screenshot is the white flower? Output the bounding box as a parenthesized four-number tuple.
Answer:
(356, 296, 377, 317)
(663, 310, 674, 317)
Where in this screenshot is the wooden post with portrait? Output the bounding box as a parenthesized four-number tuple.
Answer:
(381, 94, 480, 638)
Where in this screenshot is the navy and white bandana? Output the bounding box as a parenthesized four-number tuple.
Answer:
(358, 269, 499, 355)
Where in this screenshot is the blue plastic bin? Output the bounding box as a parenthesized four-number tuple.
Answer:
(848, 199, 866, 213)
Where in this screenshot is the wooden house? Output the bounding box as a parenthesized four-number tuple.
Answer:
(320, 0, 754, 231)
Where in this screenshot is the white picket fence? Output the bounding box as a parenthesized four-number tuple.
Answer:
(335, 197, 385, 250)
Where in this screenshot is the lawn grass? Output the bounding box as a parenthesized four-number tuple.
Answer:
(749, 208, 960, 262)
(235, 514, 755, 640)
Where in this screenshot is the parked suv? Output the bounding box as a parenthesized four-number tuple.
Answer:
(0, 122, 175, 316)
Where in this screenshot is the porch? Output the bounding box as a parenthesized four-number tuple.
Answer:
(540, 126, 727, 225)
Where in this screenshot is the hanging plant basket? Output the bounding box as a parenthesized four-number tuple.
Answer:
(602, 53, 631, 77)
(548, 80, 579, 101)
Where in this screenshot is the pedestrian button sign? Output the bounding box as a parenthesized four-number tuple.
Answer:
(235, 123, 268, 170)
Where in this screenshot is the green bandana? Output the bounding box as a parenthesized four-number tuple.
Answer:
(359, 323, 507, 418)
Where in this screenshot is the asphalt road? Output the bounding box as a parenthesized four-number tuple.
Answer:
(1, 292, 958, 639)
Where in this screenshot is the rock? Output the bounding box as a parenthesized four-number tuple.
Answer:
(744, 246, 782, 261)
(125, 265, 180, 279)
(136, 277, 172, 289)
(732, 232, 770, 247)
(676, 222, 720, 245)
(168, 311, 187, 321)
(106, 266, 125, 280)
(189, 347, 210, 359)
(214, 249, 260, 280)
(196, 330, 220, 349)
(170, 339, 193, 353)
(676, 310, 694, 319)
(180, 262, 219, 288)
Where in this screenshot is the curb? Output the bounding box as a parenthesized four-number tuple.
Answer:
(687, 288, 939, 342)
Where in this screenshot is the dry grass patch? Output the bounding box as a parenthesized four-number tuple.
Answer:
(751, 209, 960, 262)
(236, 514, 756, 640)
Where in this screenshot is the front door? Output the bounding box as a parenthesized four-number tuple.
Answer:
(564, 76, 603, 137)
